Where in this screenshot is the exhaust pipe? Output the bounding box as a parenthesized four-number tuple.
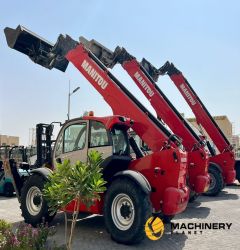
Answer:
(4, 25, 78, 72)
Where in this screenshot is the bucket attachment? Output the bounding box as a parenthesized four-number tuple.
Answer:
(4, 25, 78, 72)
(79, 36, 135, 68)
(79, 36, 118, 68)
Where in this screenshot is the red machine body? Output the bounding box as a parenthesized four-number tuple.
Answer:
(129, 150, 189, 213)
(142, 61, 236, 185)
(65, 44, 190, 215)
(76, 40, 210, 195)
(64, 148, 189, 215)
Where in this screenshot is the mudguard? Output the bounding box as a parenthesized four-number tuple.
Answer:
(31, 167, 53, 180)
(209, 162, 222, 173)
(114, 170, 151, 194)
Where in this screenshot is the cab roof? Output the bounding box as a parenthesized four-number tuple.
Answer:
(65, 115, 133, 130)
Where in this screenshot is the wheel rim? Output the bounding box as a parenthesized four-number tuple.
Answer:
(26, 186, 43, 216)
(111, 193, 135, 231)
(208, 173, 216, 192)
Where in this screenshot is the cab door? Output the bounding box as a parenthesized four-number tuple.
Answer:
(53, 120, 89, 168)
(88, 120, 112, 159)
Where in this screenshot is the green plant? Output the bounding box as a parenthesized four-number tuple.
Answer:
(0, 232, 7, 249)
(0, 219, 11, 233)
(43, 150, 107, 250)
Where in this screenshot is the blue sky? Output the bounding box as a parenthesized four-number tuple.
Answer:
(0, 0, 239, 145)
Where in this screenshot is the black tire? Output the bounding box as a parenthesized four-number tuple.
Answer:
(189, 191, 199, 203)
(20, 174, 55, 226)
(161, 215, 174, 224)
(235, 160, 240, 183)
(104, 178, 151, 244)
(4, 182, 14, 197)
(204, 164, 224, 196)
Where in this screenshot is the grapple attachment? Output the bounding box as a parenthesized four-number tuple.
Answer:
(4, 25, 78, 72)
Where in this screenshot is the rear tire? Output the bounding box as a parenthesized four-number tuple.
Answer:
(4, 182, 14, 197)
(235, 160, 240, 183)
(104, 178, 151, 244)
(189, 191, 199, 203)
(20, 174, 55, 226)
(204, 164, 223, 196)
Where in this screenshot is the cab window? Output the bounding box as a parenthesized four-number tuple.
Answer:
(63, 123, 87, 153)
(55, 132, 63, 157)
(111, 127, 129, 155)
(90, 121, 110, 147)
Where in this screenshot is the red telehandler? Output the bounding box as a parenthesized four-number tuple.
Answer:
(76, 39, 213, 197)
(140, 59, 237, 186)
(4, 25, 190, 244)
(75, 38, 214, 198)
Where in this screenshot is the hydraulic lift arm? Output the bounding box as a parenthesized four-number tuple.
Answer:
(79, 41, 203, 151)
(141, 60, 233, 154)
(66, 46, 179, 152)
(76, 38, 210, 194)
(140, 59, 236, 184)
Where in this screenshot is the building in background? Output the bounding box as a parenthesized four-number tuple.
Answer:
(28, 128, 36, 146)
(0, 134, 19, 146)
(187, 115, 233, 143)
(232, 135, 240, 158)
(232, 135, 240, 149)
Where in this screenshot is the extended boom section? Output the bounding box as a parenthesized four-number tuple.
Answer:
(141, 60, 236, 185)
(78, 38, 210, 195)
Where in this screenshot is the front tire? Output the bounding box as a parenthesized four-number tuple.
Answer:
(160, 215, 174, 224)
(104, 178, 151, 244)
(20, 174, 55, 226)
(204, 164, 223, 196)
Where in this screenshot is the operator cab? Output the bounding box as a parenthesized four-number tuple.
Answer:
(53, 116, 133, 181)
